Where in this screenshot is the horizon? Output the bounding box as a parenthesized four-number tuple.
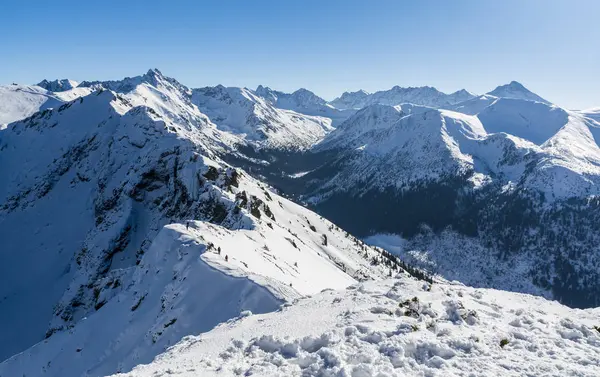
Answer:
(29, 67, 544, 103)
(2, 0, 599, 109)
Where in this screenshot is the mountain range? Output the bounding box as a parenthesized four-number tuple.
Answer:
(1, 69, 599, 376)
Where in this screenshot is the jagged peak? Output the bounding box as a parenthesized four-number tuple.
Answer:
(146, 68, 163, 77)
(255, 84, 273, 92)
(77, 68, 188, 97)
(35, 78, 79, 92)
(390, 85, 439, 92)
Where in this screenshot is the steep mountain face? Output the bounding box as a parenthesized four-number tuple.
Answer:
(192, 85, 333, 150)
(36, 79, 79, 92)
(487, 81, 550, 104)
(329, 85, 476, 110)
(0, 89, 220, 361)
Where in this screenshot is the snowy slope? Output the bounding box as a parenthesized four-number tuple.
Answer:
(0, 86, 235, 361)
(314, 97, 600, 200)
(477, 98, 568, 145)
(254, 85, 353, 126)
(192, 85, 334, 150)
(329, 86, 476, 110)
(313, 107, 488, 195)
(114, 277, 600, 377)
(449, 94, 499, 115)
(318, 103, 433, 151)
(0, 85, 63, 126)
(0, 150, 402, 376)
(326, 89, 370, 110)
(579, 107, 600, 123)
(0, 83, 92, 127)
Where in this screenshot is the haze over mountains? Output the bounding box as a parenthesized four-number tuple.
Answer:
(1, 69, 599, 376)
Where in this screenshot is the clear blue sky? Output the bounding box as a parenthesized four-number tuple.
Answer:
(1, 0, 598, 109)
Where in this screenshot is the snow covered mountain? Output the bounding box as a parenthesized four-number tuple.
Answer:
(328, 89, 370, 110)
(192, 85, 333, 150)
(329, 86, 476, 110)
(0, 81, 414, 375)
(36, 79, 79, 92)
(253, 85, 353, 126)
(487, 81, 550, 104)
(77, 70, 333, 151)
(282, 96, 600, 308)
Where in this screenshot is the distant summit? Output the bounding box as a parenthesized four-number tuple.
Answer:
(487, 81, 550, 104)
(36, 79, 79, 92)
(329, 85, 476, 110)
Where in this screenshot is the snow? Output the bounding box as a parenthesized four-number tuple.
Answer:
(0, 85, 62, 125)
(113, 277, 600, 377)
(0, 167, 395, 376)
(329, 85, 476, 110)
(449, 94, 499, 115)
(36, 79, 80, 92)
(365, 232, 550, 299)
(254, 86, 353, 127)
(0, 83, 92, 127)
(487, 81, 550, 104)
(192, 85, 333, 150)
(2, 68, 600, 377)
(0, 224, 285, 377)
(477, 98, 568, 145)
(289, 170, 314, 178)
(313, 108, 489, 194)
(312, 95, 600, 201)
(0, 81, 394, 374)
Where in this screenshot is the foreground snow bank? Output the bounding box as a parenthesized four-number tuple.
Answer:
(116, 278, 600, 377)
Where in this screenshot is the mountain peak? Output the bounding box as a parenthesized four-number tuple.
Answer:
(146, 68, 163, 77)
(451, 89, 474, 96)
(36, 79, 79, 92)
(487, 81, 549, 104)
(256, 84, 271, 92)
(288, 88, 327, 106)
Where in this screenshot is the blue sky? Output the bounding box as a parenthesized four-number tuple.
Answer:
(1, 0, 598, 109)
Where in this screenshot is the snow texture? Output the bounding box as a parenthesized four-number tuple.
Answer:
(113, 278, 600, 377)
